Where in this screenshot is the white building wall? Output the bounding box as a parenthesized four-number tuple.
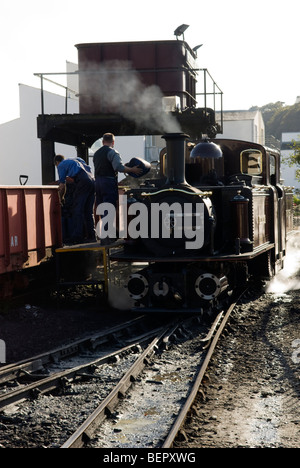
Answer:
(217, 119, 253, 141)
(0, 84, 78, 185)
(0, 82, 148, 186)
(280, 132, 300, 189)
(216, 110, 265, 145)
(282, 132, 300, 144)
(280, 162, 299, 189)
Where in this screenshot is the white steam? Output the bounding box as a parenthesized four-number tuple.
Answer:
(108, 283, 135, 310)
(266, 232, 300, 294)
(79, 60, 181, 133)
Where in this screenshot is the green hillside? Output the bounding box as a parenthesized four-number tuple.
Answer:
(250, 102, 300, 139)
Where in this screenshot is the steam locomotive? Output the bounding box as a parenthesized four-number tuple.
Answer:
(35, 39, 294, 312)
(112, 132, 294, 312)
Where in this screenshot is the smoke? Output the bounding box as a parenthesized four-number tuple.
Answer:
(266, 232, 300, 294)
(108, 283, 135, 310)
(80, 60, 181, 133)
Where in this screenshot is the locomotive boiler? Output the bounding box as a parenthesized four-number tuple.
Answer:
(112, 132, 294, 312)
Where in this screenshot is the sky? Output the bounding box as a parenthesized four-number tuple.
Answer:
(0, 0, 299, 124)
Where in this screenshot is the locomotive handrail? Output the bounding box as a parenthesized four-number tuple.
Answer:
(140, 188, 213, 197)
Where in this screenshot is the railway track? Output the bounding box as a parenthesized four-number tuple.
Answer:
(0, 315, 170, 408)
(83, 295, 244, 449)
(163, 299, 238, 448)
(0, 291, 246, 448)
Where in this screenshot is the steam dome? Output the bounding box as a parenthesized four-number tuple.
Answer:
(190, 140, 223, 159)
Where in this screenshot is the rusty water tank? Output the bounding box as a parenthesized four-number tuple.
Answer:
(75, 40, 197, 113)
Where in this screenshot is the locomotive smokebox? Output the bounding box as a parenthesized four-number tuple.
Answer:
(162, 133, 190, 186)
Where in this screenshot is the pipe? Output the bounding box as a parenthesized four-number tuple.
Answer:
(162, 133, 190, 186)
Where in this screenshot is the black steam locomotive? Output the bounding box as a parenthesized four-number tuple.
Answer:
(35, 39, 294, 313)
(112, 132, 294, 312)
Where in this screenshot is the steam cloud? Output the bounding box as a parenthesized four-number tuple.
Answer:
(108, 283, 135, 310)
(80, 60, 181, 133)
(266, 232, 300, 294)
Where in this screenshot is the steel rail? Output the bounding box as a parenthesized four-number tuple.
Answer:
(61, 322, 180, 448)
(162, 294, 244, 448)
(198, 309, 224, 349)
(0, 324, 167, 411)
(0, 316, 146, 386)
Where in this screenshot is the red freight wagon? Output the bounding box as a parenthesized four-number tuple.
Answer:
(76, 40, 198, 113)
(0, 186, 62, 296)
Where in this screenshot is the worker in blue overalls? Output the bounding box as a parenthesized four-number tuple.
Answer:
(54, 155, 95, 245)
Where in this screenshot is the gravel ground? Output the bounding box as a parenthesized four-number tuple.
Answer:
(0, 350, 142, 448)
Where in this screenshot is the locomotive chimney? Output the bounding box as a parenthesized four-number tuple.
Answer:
(162, 133, 189, 186)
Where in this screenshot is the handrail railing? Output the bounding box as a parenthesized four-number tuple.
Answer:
(34, 68, 223, 133)
(34, 72, 78, 115)
(195, 68, 223, 133)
